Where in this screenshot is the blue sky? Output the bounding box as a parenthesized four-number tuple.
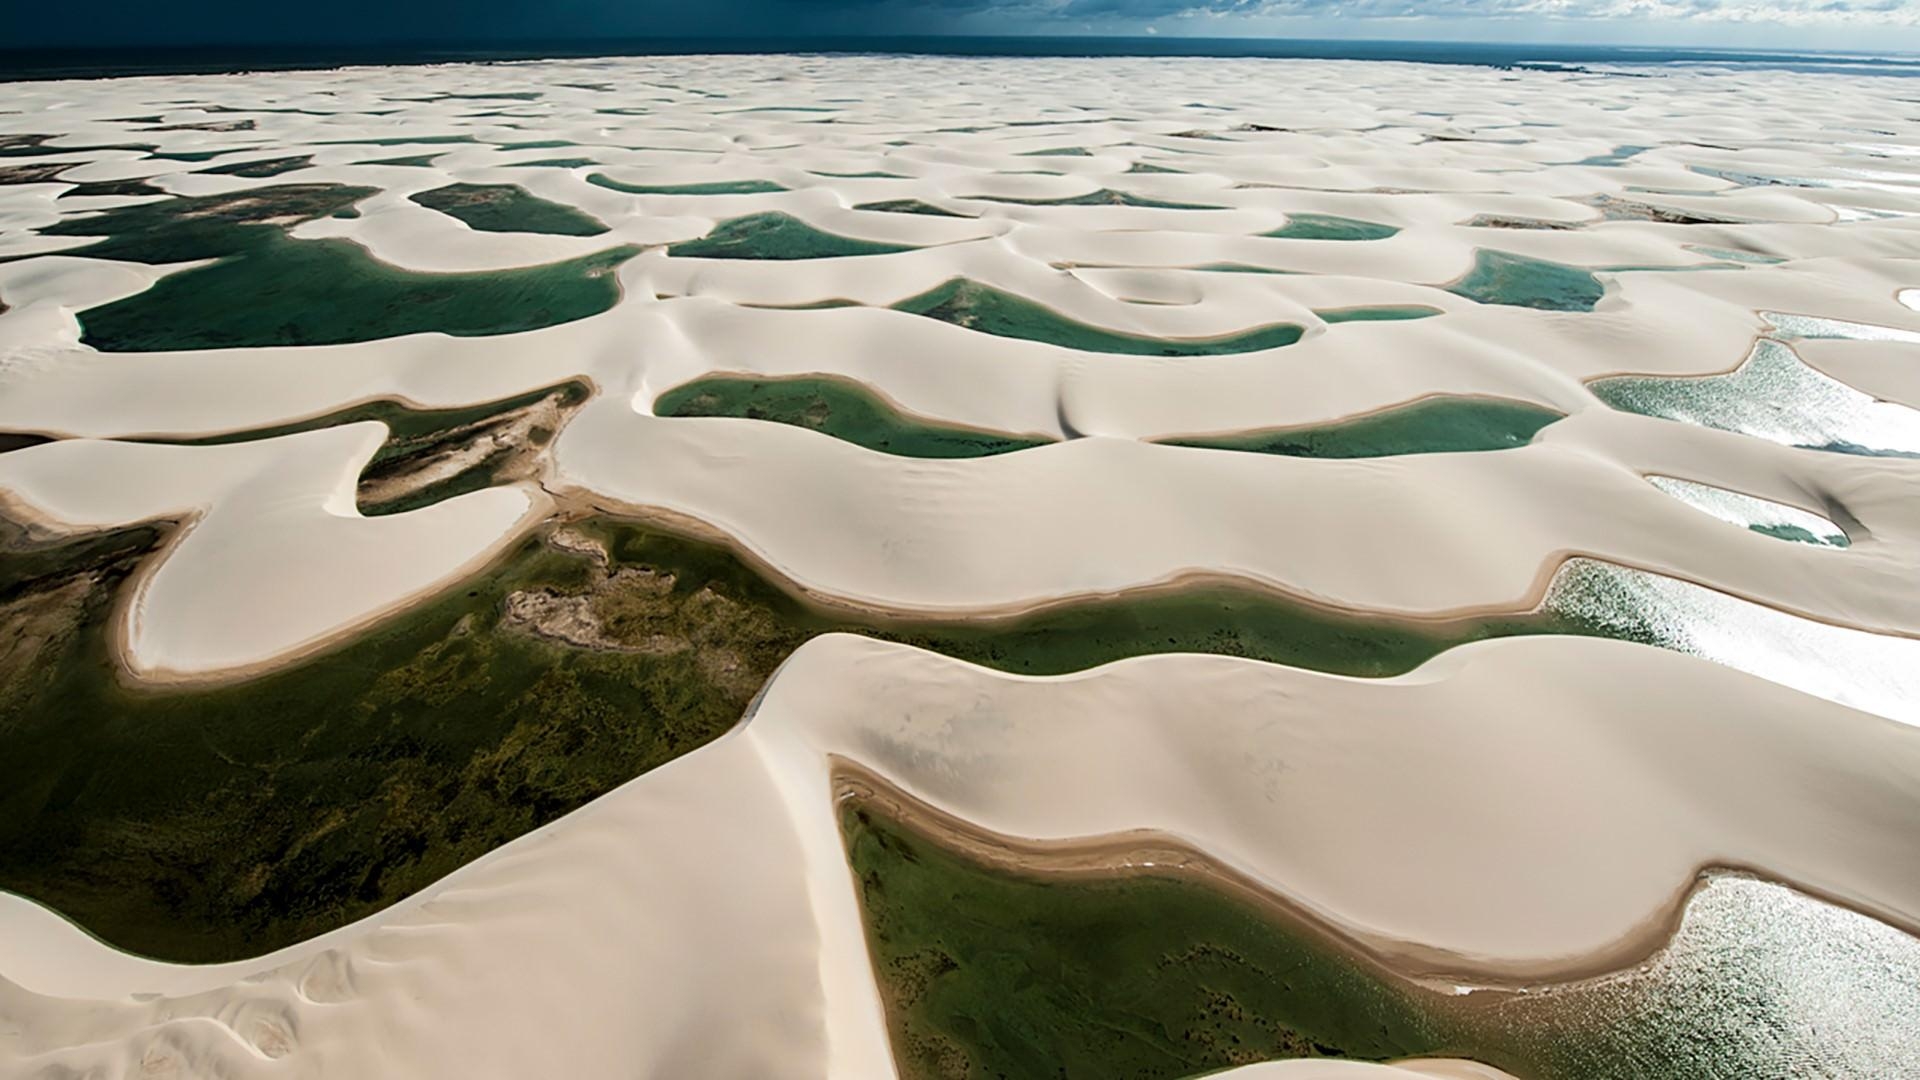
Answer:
(6, 0, 1918, 53)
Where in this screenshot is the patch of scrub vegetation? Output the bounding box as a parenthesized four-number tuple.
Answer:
(0, 505, 1621, 961)
(654, 373, 1052, 458)
(844, 783, 1920, 1080)
(0, 516, 809, 962)
(1264, 213, 1400, 241)
(1317, 305, 1442, 323)
(39, 183, 638, 349)
(841, 785, 1454, 1079)
(667, 212, 914, 260)
(894, 279, 1303, 356)
(854, 198, 971, 218)
(586, 174, 787, 195)
(1447, 249, 1606, 311)
(968, 188, 1225, 210)
(139, 381, 590, 516)
(1162, 396, 1563, 458)
(200, 154, 313, 178)
(410, 183, 609, 237)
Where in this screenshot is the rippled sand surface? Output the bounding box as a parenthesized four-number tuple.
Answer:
(2, 53, 1920, 1079)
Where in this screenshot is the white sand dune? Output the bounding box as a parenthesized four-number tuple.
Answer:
(4, 634, 1918, 1076)
(3, 51, 1920, 1078)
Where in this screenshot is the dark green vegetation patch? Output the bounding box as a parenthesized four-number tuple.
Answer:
(667, 212, 915, 260)
(37, 183, 637, 349)
(1447, 249, 1607, 312)
(845, 795, 1910, 1080)
(654, 374, 1053, 458)
(0, 508, 1611, 962)
(1164, 397, 1563, 458)
(843, 797, 1450, 1078)
(410, 183, 609, 237)
(895, 279, 1304, 356)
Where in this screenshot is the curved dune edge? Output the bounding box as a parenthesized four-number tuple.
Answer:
(0, 426, 548, 680)
(5, 53, 1920, 1078)
(4, 634, 1919, 1078)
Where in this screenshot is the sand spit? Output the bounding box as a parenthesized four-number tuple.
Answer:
(3, 52, 1920, 1078)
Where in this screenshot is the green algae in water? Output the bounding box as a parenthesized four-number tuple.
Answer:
(1163, 397, 1563, 458)
(895, 279, 1303, 356)
(1448, 249, 1606, 312)
(0, 520, 797, 962)
(587, 174, 787, 196)
(0, 513, 1596, 962)
(1317, 305, 1442, 324)
(842, 797, 1452, 1079)
(854, 198, 971, 218)
(410, 183, 609, 237)
(655, 373, 1052, 458)
(1264, 214, 1400, 241)
(667, 211, 914, 260)
(845, 794, 1920, 1080)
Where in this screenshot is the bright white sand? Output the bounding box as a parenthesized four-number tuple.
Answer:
(5, 634, 1920, 1077)
(3, 52, 1920, 1077)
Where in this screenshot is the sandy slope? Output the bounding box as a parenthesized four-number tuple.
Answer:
(3, 52, 1920, 1078)
(5, 634, 1918, 1077)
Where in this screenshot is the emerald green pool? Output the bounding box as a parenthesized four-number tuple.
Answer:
(654, 374, 1051, 458)
(1264, 214, 1400, 241)
(845, 793, 1920, 1080)
(587, 174, 787, 195)
(1447, 250, 1606, 311)
(1164, 397, 1563, 458)
(844, 797, 1451, 1079)
(667, 211, 915, 260)
(40, 183, 637, 349)
(894, 279, 1303, 356)
(78, 234, 637, 350)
